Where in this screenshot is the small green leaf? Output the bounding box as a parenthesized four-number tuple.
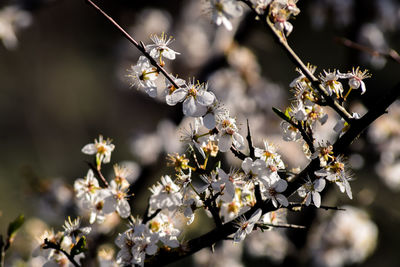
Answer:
(272, 107, 290, 121)
(7, 214, 24, 239)
(70, 236, 87, 257)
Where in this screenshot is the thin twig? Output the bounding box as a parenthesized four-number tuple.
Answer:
(259, 222, 306, 229)
(143, 209, 162, 224)
(85, 0, 180, 89)
(336, 36, 400, 65)
(287, 202, 345, 211)
(86, 161, 109, 187)
(240, 0, 353, 123)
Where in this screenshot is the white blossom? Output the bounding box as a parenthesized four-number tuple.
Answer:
(127, 56, 159, 97)
(82, 135, 115, 166)
(233, 208, 262, 243)
(297, 178, 326, 207)
(146, 32, 180, 61)
(166, 79, 215, 117)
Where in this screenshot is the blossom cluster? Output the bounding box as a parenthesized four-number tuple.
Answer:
(32, 1, 384, 266)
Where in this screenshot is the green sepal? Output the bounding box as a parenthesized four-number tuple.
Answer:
(272, 107, 291, 121)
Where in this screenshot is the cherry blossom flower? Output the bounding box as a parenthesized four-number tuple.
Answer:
(216, 115, 245, 152)
(103, 180, 131, 218)
(212, 168, 237, 202)
(261, 178, 289, 208)
(74, 169, 99, 201)
(255, 141, 285, 170)
(315, 156, 353, 199)
(166, 79, 215, 117)
(146, 32, 180, 62)
(82, 135, 115, 167)
(127, 56, 159, 97)
(233, 208, 262, 243)
(280, 121, 301, 141)
(149, 175, 182, 212)
(297, 178, 326, 207)
(319, 69, 344, 98)
(340, 67, 372, 99)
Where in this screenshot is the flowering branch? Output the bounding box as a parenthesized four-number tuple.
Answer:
(272, 107, 315, 153)
(240, 0, 354, 123)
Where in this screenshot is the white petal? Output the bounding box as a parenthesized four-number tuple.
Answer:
(314, 178, 326, 192)
(103, 196, 117, 214)
(203, 113, 216, 129)
(146, 244, 158, 255)
(232, 132, 245, 150)
(249, 208, 262, 224)
(218, 134, 232, 152)
(197, 91, 215, 106)
(116, 200, 131, 218)
(144, 85, 158, 98)
(82, 144, 96, 154)
(241, 158, 253, 174)
(233, 229, 246, 243)
(360, 81, 366, 94)
(305, 193, 311, 206)
(275, 194, 289, 207)
(183, 97, 207, 117)
(312, 192, 321, 208)
(274, 179, 288, 193)
(166, 88, 187, 105)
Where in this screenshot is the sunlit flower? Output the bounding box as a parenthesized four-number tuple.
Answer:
(146, 32, 180, 64)
(82, 135, 115, 168)
(233, 208, 262, 243)
(340, 67, 372, 99)
(297, 178, 326, 207)
(127, 56, 159, 97)
(166, 79, 215, 117)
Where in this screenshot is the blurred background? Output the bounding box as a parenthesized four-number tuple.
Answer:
(0, 0, 400, 266)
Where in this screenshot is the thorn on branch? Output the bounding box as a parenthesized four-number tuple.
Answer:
(230, 146, 247, 160)
(246, 119, 255, 159)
